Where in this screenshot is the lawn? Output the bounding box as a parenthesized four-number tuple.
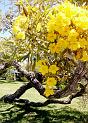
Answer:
(0, 80, 88, 123)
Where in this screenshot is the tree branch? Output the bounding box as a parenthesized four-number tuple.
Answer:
(53, 62, 87, 98)
(0, 82, 33, 103)
(11, 83, 86, 108)
(13, 61, 45, 96)
(0, 60, 87, 105)
(0, 62, 11, 76)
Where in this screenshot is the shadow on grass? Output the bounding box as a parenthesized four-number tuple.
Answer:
(0, 104, 88, 123)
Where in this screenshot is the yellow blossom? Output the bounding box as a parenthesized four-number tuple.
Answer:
(12, 15, 29, 39)
(44, 86, 54, 97)
(68, 29, 79, 40)
(13, 26, 21, 34)
(79, 38, 88, 48)
(39, 65, 48, 75)
(49, 65, 59, 74)
(36, 23, 41, 32)
(47, 33, 56, 42)
(73, 16, 88, 30)
(81, 50, 88, 61)
(15, 31, 25, 40)
(47, 1, 88, 54)
(48, 43, 56, 53)
(36, 60, 47, 67)
(13, 15, 28, 31)
(69, 41, 80, 51)
(56, 38, 69, 53)
(46, 77, 57, 86)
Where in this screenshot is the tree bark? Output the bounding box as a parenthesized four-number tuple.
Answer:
(0, 62, 11, 76)
(13, 61, 45, 96)
(53, 62, 87, 98)
(0, 82, 33, 103)
(2, 83, 86, 108)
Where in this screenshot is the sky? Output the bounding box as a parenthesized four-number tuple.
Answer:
(0, 0, 10, 14)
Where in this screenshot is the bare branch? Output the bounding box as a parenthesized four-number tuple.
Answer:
(13, 61, 45, 96)
(10, 83, 86, 108)
(0, 82, 33, 103)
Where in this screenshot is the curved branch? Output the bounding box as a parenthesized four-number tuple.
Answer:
(13, 61, 45, 96)
(10, 83, 87, 108)
(0, 60, 87, 104)
(0, 82, 33, 103)
(53, 62, 87, 98)
(0, 61, 45, 103)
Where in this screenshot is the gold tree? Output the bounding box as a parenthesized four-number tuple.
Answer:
(0, 0, 88, 108)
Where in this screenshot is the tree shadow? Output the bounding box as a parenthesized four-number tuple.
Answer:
(29, 106, 88, 123)
(0, 104, 88, 123)
(0, 80, 25, 84)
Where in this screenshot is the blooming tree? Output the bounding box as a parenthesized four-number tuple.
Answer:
(0, 0, 88, 108)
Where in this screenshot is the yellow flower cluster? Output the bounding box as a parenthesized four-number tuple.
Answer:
(36, 60, 59, 97)
(49, 65, 59, 74)
(36, 60, 59, 75)
(12, 15, 29, 40)
(44, 86, 54, 97)
(49, 38, 69, 53)
(47, 1, 88, 61)
(39, 65, 48, 75)
(44, 77, 57, 97)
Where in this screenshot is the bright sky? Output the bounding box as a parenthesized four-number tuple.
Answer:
(0, 0, 10, 13)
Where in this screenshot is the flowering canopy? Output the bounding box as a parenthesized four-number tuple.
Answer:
(12, 0, 88, 97)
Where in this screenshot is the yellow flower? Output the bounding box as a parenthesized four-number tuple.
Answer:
(81, 50, 88, 61)
(69, 41, 80, 51)
(36, 23, 41, 32)
(49, 65, 59, 74)
(46, 77, 57, 86)
(12, 15, 29, 39)
(44, 86, 54, 97)
(68, 29, 79, 40)
(13, 26, 21, 34)
(47, 33, 56, 42)
(56, 26, 70, 36)
(73, 16, 88, 30)
(55, 12, 71, 27)
(56, 38, 69, 53)
(15, 31, 25, 40)
(57, 1, 82, 19)
(47, 16, 56, 32)
(13, 15, 28, 30)
(79, 38, 88, 48)
(39, 65, 48, 75)
(48, 43, 56, 53)
(36, 60, 47, 67)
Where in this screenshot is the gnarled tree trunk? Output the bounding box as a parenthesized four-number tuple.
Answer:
(0, 61, 88, 108)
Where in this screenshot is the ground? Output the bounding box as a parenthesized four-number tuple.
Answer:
(0, 80, 88, 123)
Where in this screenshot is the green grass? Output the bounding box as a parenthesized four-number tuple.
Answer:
(0, 80, 88, 123)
